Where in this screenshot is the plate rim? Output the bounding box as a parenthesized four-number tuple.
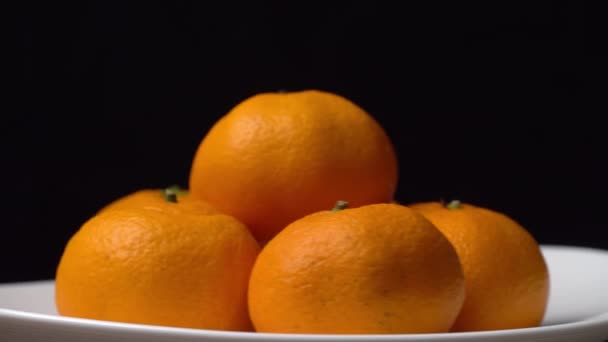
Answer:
(2, 244, 608, 340)
(2, 307, 607, 341)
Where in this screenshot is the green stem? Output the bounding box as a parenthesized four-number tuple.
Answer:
(446, 200, 462, 210)
(330, 200, 349, 212)
(162, 185, 183, 203)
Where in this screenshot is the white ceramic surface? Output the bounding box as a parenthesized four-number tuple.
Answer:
(1, 245, 607, 341)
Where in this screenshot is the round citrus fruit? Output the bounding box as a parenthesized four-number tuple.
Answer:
(188, 90, 398, 243)
(409, 200, 549, 331)
(55, 208, 260, 331)
(99, 185, 220, 216)
(248, 202, 465, 334)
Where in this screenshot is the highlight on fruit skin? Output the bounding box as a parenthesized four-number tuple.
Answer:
(248, 202, 465, 334)
(98, 185, 220, 216)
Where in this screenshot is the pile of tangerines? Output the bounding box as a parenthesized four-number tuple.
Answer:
(55, 90, 549, 334)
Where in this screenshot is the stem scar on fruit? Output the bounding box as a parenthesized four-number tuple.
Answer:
(446, 200, 462, 210)
(330, 200, 349, 212)
(162, 185, 184, 203)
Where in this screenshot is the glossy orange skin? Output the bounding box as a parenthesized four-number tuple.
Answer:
(409, 202, 550, 332)
(248, 203, 465, 334)
(55, 209, 260, 331)
(99, 189, 220, 216)
(189, 90, 398, 243)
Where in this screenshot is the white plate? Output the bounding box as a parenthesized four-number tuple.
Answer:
(1, 245, 607, 341)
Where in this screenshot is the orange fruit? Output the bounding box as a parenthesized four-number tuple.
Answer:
(99, 185, 220, 216)
(409, 200, 550, 331)
(188, 90, 398, 243)
(55, 208, 260, 331)
(248, 202, 465, 334)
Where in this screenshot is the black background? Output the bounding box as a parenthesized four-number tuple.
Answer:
(4, 1, 606, 283)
